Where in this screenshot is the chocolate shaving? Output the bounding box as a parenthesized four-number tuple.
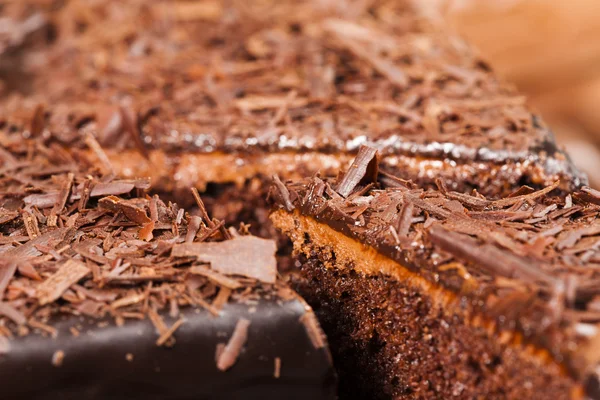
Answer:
(234, 95, 309, 111)
(491, 181, 561, 208)
(0, 209, 19, 225)
(272, 175, 294, 212)
(111, 293, 146, 309)
(325, 20, 408, 89)
(0, 335, 10, 355)
(0, 262, 17, 300)
(5, 228, 70, 259)
(191, 188, 214, 228)
(156, 318, 185, 347)
(438, 186, 488, 210)
(51, 350, 65, 367)
(335, 145, 379, 198)
(138, 221, 155, 241)
(23, 193, 61, 209)
(48, 172, 74, 227)
(98, 196, 151, 225)
(574, 187, 600, 206)
(120, 106, 149, 159)
(72, 284, 118, 302)
(0, 302, 26, 325)
(404, 193, 451, 219)
(429, 225, 555, 285)
(29, 319, 57, 337)
(189, 266, 242, 290)
(36, 260, 91, 305)
(22, 211, 40, 238)
(185, 216, 202, 243)
(396, 199, 414, 237)
(172, 236, 277, 284)
(18, 262, 41, 281)
(90, 182, 135, 197)
(212, 287, 232, 311)
(147, 308, 169, 338)
(78, 178, 92, 210)
(216, 318, 251, 371)
(84, 133, 114, 175)
(556, 224, 600, 250)
(274, 357, 281, 378)
(30, 104, 45, 137)
(507, 185, 536, 198)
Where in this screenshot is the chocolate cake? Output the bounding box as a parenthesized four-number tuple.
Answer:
(271, 146, 600, 399)
(0, 0, 585, 210)
(0, 128, 335, 399)
(0, 0, 596, 399)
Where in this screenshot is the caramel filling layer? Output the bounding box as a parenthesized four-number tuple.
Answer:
(270, 209, 584, 399)
(91, 150, 352, 191)
(85, 149, 557, 196)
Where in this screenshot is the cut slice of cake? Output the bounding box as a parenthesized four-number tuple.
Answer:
(0, 135, 335, 400)
(270, 145, 600, 399)
(0, 0, 585, 209)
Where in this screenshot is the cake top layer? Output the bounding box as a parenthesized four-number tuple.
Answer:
(0, 130, 289, 345)
(271, 145, 600, 374)
(0, 0, 571, 164)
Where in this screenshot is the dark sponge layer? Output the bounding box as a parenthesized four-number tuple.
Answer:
(295, 257, 576, 400)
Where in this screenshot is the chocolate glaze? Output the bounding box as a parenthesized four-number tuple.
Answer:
(0, 295, 335, 400)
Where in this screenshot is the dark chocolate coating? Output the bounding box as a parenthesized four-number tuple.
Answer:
(0, 300, 336, 400)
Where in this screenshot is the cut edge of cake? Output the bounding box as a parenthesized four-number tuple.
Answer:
(269, 145, 600, 399)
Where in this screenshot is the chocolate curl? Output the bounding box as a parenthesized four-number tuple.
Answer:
(335, 145, 380, 198)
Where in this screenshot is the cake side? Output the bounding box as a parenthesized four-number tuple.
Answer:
(271, 208, 581, 399)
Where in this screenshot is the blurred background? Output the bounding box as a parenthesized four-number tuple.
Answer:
(443, 0, 600, 187)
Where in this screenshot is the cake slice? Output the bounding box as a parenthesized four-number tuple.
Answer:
(0, 0, 585, 212)
(270, 145, 600, 399)
(0, 135, 335, 400)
